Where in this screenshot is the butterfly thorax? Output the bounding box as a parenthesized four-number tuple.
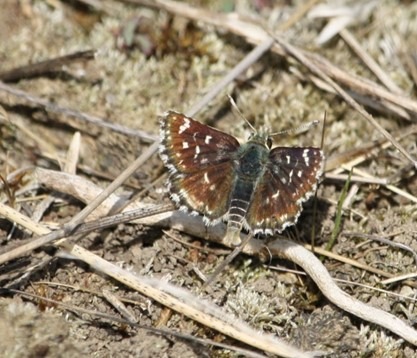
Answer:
(234, 140, 269, 179)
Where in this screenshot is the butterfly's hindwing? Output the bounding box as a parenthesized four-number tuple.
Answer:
(246, 147, 324, 234)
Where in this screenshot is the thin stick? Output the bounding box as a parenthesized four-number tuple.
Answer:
(65, 140, 159, 233)
(203, 233, 254, 288)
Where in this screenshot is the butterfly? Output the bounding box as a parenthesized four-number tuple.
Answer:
(159, 111, 324, 245)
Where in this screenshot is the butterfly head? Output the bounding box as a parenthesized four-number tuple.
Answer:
(246, 125, 273, 149)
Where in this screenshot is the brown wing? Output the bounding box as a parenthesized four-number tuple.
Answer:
(160, 111, 240, 173)
(246, 147, 324, 234)
(169, 160, 235, 219)
(159, 111, 240, 219)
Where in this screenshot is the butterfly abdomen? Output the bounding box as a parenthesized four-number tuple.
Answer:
(226, 178, 253, 245)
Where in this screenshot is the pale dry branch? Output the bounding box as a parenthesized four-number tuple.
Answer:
(269, 239, 417, 346)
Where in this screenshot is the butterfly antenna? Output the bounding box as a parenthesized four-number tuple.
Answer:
(228, 95, 257, 133)
(203, 232, 254, 289)
(269, 119, 320, 137)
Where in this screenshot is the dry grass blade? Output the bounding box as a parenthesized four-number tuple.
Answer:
(339, 29, 403, 94)
(403, 50, 417, 86)
(64, 132, 81, 174)
(325, 123, 417, 172)
(102, 289, 138, 324)
(343, 166, 417, 204)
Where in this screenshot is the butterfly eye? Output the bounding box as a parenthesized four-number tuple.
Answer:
(267, 137, 272, 148)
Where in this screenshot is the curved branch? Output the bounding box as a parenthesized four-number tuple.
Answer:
(267, 239, 417, 346)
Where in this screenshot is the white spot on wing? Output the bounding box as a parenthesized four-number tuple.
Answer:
(182, 141, 189, 149)
(166, 164, 177, 174)
(205, 135, 212, 144)
(179, 189, 188, 200)
(194, 145, 200, 159)
(288, 170, 293, 183)
(204, 172, 210, 183)
(178, 118, 191, 134)
(303, 149, 310, 165)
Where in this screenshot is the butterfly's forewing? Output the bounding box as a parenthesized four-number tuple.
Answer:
(246, 147, 324, 234)
(159, 111, 240, 219)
